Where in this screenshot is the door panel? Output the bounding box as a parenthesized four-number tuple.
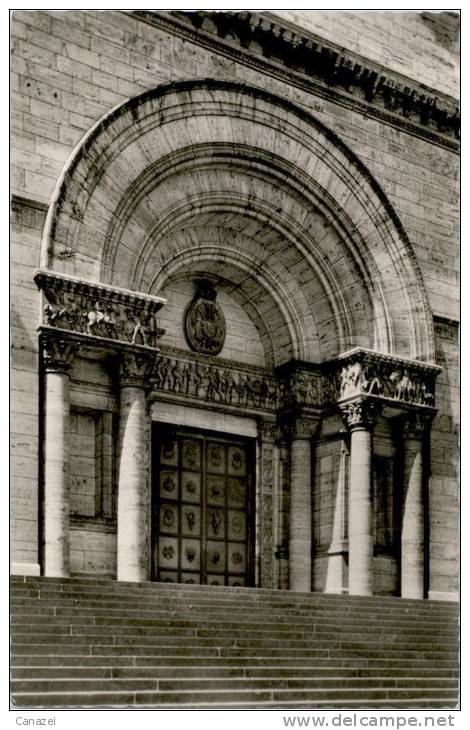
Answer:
(152, 425, 254, 586)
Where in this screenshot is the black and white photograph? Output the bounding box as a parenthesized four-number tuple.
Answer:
(9, 4, 460, 718)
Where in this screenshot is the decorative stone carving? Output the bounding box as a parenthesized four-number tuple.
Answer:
(34, 269, 166, 348)
(119, 351, 157, 389)
(340, 398, 381, 431)
(153, 346, 439, 416)
(40, 331, 80, 373)
(154, 349, 279, 411)
(184, 280, 226, 356)
(402, 411, 433, 440)
(258, 419, 277, 443)
(281, 414, 320, 442)
(277, 365, 322, 409)
(328, 349, 439, 410)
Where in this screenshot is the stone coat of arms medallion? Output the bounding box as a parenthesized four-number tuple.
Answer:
(184, 280, 226, 355)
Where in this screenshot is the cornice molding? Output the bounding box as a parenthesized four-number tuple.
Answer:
(130, 10, 459, 152)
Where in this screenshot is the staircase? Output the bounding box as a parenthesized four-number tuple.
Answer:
(10, 576, 459, 709)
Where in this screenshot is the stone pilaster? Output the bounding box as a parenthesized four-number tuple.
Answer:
(41, 332, 79, 577)
(401, 411, 431, 599)
(284, 415, 319, 592)
(116, 352, 155, 582)
(340, 398, 380, 596)
(275, 437, 290, 591)
(257, 419, 277, 588)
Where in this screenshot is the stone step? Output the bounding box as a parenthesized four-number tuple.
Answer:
(10, 604, 458, 631)
(9, 602, 458, 633)
(10, 615, 458, 639)
(10, 627, 457, 650)
(12, 579, 459, 616)
(11, 653, 459, 670)
(11, 626, 458, 651)
(11, 665, 459, 680)
(9, 578, 458, 614)
(11, 645, 457, 663)
(11, 676, 459, 695)
(10, 686, 458, 708)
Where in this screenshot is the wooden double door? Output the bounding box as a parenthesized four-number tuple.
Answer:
(152, 425, 255, 586)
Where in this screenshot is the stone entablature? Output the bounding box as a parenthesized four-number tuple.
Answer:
(138, 10, 460, 150)
(150, 346, 441, 417)
(34, 269, 166, 349)
(34, 271, 441, 417)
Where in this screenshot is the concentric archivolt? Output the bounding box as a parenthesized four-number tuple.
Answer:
(42, 79, 436, 364)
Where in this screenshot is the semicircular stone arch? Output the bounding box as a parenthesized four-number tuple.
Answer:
(43, 79, 436, 365)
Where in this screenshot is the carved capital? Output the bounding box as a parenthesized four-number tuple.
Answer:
(258, 419, 278, 443)
(402, 411, 434, 440)
(40, 331, 80, 374)
(119, 352, 156, 389)
(340, 398, 381, 431)
(281, 414, 319, 441)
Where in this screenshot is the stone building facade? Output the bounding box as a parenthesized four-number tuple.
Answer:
(10, 10, 459, 601)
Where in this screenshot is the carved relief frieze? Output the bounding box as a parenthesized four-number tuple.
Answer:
(153, 348, 280, 411)
(34, 269, 166, 349)
(324, 349, 440, 411)
(153, 347, 440, 417)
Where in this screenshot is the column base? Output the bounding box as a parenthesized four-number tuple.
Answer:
(428, 590, 459, 602)
(11, 562, 41, 576)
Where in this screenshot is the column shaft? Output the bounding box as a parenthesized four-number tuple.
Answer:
(43, 371, 70, 577)
(289, 438, 312, 592)
(325, 442, 348, 594)
(401, 435, 424, 598)
(117, 385, 148, 581)
(349, 427, 374, 596)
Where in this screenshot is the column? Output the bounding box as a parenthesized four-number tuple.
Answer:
(117, 352, 153, 582)
(288, 416, 319, 592)
(401, 412, 428, 599)
(325, 439, 349, 594)
(41, 333, 79, 577)
(340, 398, 380, 596)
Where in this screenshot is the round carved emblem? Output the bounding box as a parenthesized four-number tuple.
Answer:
(184, 280, 226, 355)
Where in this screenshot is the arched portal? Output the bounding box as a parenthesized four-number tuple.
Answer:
(36, 80, 440, 597)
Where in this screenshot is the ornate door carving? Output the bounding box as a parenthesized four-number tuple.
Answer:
(152, 425, 255, 586)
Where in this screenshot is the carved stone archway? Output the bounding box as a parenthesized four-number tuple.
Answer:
(36, 80, 440, 597)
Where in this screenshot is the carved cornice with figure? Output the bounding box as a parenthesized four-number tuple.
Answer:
(323, 348, 441, 412)
(34, 269, 166, 349)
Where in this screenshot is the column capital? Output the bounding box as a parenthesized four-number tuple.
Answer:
(340, 397, 381, 431)
(281, 413, 320, 441)
(257, 418, 278, 443)
(40, 331, 80, 374)
(402, 410, 434, 440)
(119, 351, 156, 389)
